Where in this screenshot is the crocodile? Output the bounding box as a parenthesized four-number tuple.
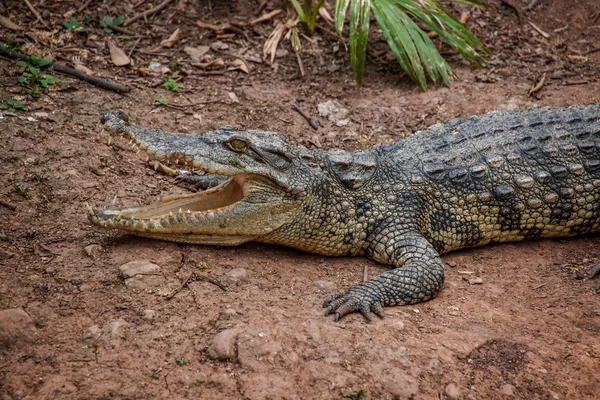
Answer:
(89, 105, 600, 321)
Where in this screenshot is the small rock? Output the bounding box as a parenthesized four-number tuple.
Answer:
(500, 384, 515, 396)
(207, 328, 239, 360)
(119, 260, 161, 278)
(211, 40, 229, 51)
(82, 325, 102, 346)
(468, 277, 484, 285)
(0, 308, 38, 349)
(227, 268, 247, 281)
(446, 261, 457, 268)
(222, 308, 239, 316)
(317, 100, 350, 127)
(445, 383, 461, 399)
(84, 244, 102, 258)
(393, 320, 405, 331)
(143, 310, 156, 320)
(314, 280, 334, 291)
(275, 48, 288, 58)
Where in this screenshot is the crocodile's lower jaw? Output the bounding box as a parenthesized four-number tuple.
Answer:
(88, 176, 251, 244)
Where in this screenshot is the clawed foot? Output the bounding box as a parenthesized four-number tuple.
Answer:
(323, 289, 385, 322)
(591, 263, 600, 291)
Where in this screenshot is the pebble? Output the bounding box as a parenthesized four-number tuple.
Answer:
(446, 261, 457, 268)
(119, 260, 165, 290)
(317, 100, 350, 127)
(227, 268, 247, 281)
(393, 320, 405, 331)
(83, 319, 129, 348)
(500, 384, 515, 396)
(444, 383, 461, 399)
(314, 280, 335, 291)
(0, 308, 38, 349)
(143, 310, 156, 320)
(84, 244, 102, 258)
(207, 328, 239, 361)
(468, 277, 484, 285)
(119, 260, 161, 278)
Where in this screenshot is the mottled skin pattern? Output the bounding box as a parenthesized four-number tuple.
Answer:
(90, 105, 600, 321)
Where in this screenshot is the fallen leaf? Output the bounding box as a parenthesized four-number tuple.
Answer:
(228, 92, 239, 103)
(160, 27, 180, 48)
(211, 41, 229, 51)
(184, 45, 210, 61)
(74, 64, 94, 75)
(107, 40, 130, 66)
(0, 15, 23, 31)
(228, 58, 249, 73)
(191, 58, 225, 69)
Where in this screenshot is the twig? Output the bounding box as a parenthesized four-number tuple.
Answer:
(533, 282, 547, 290)
(583, 45, 600, 55)
(166, 272, 227, 299)
(293, 104, 318, 130)
(363, 265, 368, 282)
(0, 47, 130, 93)
(106, 24, 137, 36)
(564, 80, 590, 86)
(125, 0, 175, 26)
(500, 0, 523, 24)
(77, 0, 93, 13)
(127, 38, 141, 58)
(0, 199, 16, 210)
(24, 0, 49, 28)
(529, 21, 550, 38)
(527, 0, 539, 11)
(251, 9, 282, 25)
(255, 0, 270, 15)
(295, 48, 305, 78)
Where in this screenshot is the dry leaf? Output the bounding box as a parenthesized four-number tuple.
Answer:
(74, 64, 94, 75)
(0, 15, 23, 31)
(107, 40, 130, 66)
(184, 46, 210, 61)
(160, 27, 180, 48)
(191, 58, 225, 69)
(228, 92, 239, 103)
(318, 7, 334, 24)
(228, 59, 249, 73)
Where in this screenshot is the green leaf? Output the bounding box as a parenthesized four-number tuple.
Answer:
(290, 0, 306, 20)
(334, 0, 351, 37)
(113, 15, 125, 26)
(450, 0, 490, 7)
(349, 0, 371, 86)
(16, 60, 29, 67)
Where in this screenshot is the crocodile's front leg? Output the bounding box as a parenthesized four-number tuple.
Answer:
(323, 232, 445, 321)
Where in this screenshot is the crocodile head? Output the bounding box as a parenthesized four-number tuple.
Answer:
(88, 111, 310, 245)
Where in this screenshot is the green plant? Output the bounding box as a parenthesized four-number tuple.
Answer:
(0, 233, 5, 239)
(1, 39, 21, 50)
(175, 357, 186, 366)
(13, 183, 29, 197)
(290, 0, 325, 32)
(154, 98, 169, 106)
(163, 78, 180, 92)
(17, 55, 61, 96)
(344, 389, 367, 400)
(99, 157, 109, 167)
(100, 15, 125, 33)
(63, 17, 90, 33)
(333, 0, 489, 88)
(0, 96, 26, 112)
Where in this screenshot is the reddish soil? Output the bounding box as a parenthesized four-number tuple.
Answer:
(1, 1, 600, 399)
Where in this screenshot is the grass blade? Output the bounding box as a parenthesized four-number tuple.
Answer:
(334, 0, 351, 37)
(349, 0, 371, 85)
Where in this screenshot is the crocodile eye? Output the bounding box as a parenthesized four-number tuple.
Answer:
(228, 138, 248, 152)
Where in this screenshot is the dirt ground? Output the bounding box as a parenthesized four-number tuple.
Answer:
(1, 0, 600, 399)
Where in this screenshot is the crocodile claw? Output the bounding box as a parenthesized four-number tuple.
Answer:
(591, 263, 600, 291)
(323, 291, 385, 322)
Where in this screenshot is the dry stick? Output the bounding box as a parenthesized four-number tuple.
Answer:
(77, 0, 93, 13)
(255, 0, 270, 15)
(125, 0, 175, 26)
(167, 272, 227, 299)
(293, 104, 318, 130)
(0, 199, 16, 210)
(295, 49, 305, 77)
(127, 38, 142, 58)
(24, 0, 49, 28)
(583, 45, 600, 55)
(106, 24, 137, 36)
(0, 46, 130, 93)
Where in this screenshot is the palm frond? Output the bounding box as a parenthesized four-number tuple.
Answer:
(349, 0, 371, 85)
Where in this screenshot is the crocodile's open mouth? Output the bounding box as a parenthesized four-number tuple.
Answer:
(89, 175, 247, 235)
